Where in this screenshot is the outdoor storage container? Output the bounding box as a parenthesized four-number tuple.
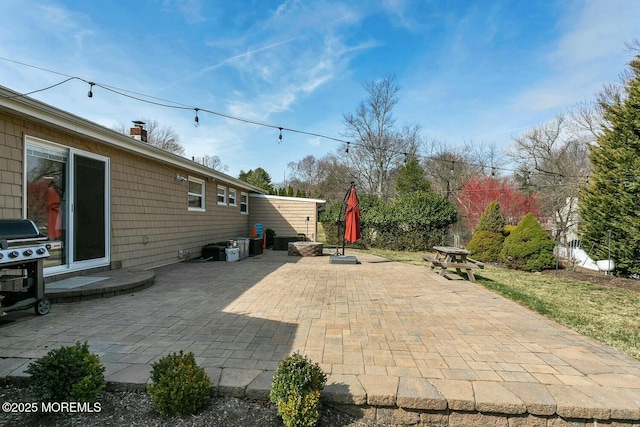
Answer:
(235, 238, 249, 259)
(225, 247, 240, 262)
(249, 237, 263, 256)
(202, 245, 226, 261)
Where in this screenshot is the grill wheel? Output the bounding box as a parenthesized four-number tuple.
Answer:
(35, 298, 51, 315)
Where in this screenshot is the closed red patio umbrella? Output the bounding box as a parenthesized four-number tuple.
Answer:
(344, 186, 361, 244)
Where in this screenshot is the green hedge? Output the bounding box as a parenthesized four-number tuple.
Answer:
(320, 191, 457, 251)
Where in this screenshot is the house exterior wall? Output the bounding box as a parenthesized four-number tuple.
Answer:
(249, 195, 325, 241)
(0, 110, 253, 274)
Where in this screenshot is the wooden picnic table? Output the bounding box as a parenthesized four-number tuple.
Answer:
(422, 246, 483, 282)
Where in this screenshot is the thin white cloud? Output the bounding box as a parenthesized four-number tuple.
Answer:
(160, 38, 299, 90)
(381, 0, 432, 33)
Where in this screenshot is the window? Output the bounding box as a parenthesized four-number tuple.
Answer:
(228, 188, 237, 206)
(240, 192, 248, 214)
(188, 177, 205, 210)
(217, 185, 227, 205)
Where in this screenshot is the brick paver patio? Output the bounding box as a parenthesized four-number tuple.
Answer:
(2, 249, 640, 425)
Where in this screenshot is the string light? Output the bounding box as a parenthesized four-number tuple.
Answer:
(0, 59, 600, 184)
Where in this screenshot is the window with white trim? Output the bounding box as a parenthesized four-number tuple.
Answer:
(217, 185, 227, 205)
(240, 192, 248, 214)
(188, 177, 205, 211)
(228, 188, 237, 206)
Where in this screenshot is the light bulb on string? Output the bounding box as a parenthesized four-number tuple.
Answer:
(194, 108, 200, 127)
(278, 127, 283, 144)
(87, 82, 95, 98)
(345, 142, 350, 153)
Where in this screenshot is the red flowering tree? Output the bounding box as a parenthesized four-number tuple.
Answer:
(456, 176, 540, 231)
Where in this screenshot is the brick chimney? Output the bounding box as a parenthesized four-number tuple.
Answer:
(130, 121, 147, 142)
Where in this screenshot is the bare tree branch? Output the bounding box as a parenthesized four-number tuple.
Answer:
(112, 119, 185, 156)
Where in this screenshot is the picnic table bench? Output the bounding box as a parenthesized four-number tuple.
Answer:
(422, 246, 484, 282)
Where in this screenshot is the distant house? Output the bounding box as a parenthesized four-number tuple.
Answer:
(0, 85, 266, 282)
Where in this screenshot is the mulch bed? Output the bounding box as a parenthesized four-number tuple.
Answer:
(540, 267, 640, 293)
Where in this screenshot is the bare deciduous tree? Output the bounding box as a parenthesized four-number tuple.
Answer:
(193, 155, 228, 173)
(287, 154, 355, 202)
(342, 75, 420, 199)
(113, 119, 185, 156)
(509, 113, 591, 249)
(422, 139, 489, 197)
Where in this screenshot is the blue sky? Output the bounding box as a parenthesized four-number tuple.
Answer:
(1, 0, 639, 182)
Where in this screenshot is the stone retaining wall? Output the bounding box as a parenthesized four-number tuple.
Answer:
(288, 241, 323, 256)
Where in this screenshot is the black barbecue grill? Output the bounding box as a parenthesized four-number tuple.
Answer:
(0, 219, 51, 316)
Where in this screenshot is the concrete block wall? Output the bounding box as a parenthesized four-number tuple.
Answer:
(249, 195, 323, 241)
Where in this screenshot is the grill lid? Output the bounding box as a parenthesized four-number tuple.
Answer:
(0, 219, 48, 241)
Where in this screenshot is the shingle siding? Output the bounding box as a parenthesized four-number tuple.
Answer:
(0, 110, 252, 273)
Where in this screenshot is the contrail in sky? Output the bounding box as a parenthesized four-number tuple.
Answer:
(160, 38, 298, 91)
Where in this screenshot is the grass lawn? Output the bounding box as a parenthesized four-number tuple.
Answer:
(353, 247, 640, 360)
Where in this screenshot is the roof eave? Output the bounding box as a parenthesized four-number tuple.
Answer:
(0, 85, 266, 194)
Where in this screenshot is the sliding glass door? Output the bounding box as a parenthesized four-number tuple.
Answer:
(73, 154, 106, 262)
(26, 138, 110, 274)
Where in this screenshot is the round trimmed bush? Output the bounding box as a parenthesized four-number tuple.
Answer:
(500, 213, 556, 272)
(26, 341, 105, 402)
(147, 351, 211, 416)
(270, 352, 326, 427)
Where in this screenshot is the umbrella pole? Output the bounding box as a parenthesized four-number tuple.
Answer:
(334, 211, 342, 256)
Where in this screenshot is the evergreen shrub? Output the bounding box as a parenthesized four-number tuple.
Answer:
(500, 213, 556, 271)
(475, 200, 505, 234)
(26, 341, 105, 402)
(503, 224, 516, 236)
(466, 201, 506, 262)
(270, 352, 327, 427)
(466, 230, 504, 262)
(147, 351, 211, 416)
